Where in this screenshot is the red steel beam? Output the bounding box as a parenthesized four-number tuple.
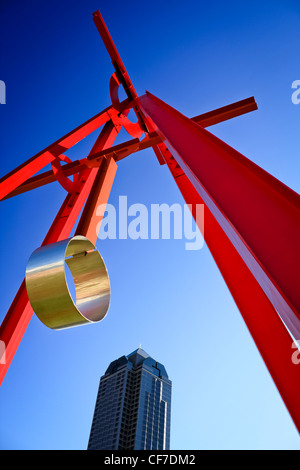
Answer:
(160, 142, 300, 432)
(192, 96, 257, 128)
(152, 97, 258, 166)
(0, 122, 121, 386)
(93, 10, 138, 102)
(3, 138, 139, 199)
(75, 154, 117, 244)
(0, 103, 131, 202)
(93, 10, 148, 132)
(4, 97, 258, 199)
(2, 160, 87, 200)
(139, 91, 300, 340)
(75, 121, 119, 244)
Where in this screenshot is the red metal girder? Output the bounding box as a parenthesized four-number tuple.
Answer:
(3, 134, 158, 199)
(93, 10, 148, 133)
(75, 121, 118, 244)
(75, 155, 117, 244)
(192, 96, 257, 128)
(161, 145, 300, 432)
(0, 104, 129, 202)
(0, 123, 121, 386)
(148, 96, 258, 165)
(0, 176, 94, 386)
(2, 160, 86, 199)
(93, 11, 138, 102)
(3, 138, 139, 199)
(139, 91, 300, 340)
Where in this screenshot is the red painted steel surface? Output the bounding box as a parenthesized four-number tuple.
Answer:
(159, 142, 300, 432)
(75, 121, 119, 244)
(0, 105, 114, 201)
(139, 92, 300, 341)
(93, 10, 148, 133)
(0, 102, 133, 202)
(3, 98, 258, 200)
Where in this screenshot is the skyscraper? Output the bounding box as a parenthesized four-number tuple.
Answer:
(87, 348, 172, 450)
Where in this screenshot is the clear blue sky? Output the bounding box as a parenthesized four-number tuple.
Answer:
(0, 0, 300, 450)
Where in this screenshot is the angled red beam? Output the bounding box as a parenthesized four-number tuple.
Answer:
(75, 121, 119, 244)
(0, 103, 132, 202)
(0, 172, 95, 386)
(3, 135, 152, 199)
(153, 97, 258, 165)
(4, 98, 258, 199)
(160, 142, 300, 432)
(139, 91, 300, 340)
(2, 160, 87, 199)
(88, 137, 141, 164)
(192, 96, 257, 128)
(2, 138, 139, 199)
(75, 154, 117, 244)
(93, 10, 148, 132)
(93, 10, 138, 102)
(93, 15, 257, 131)
(0, 123, 121, 386)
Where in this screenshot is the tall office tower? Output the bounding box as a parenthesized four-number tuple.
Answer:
(87, 348, 172, 450)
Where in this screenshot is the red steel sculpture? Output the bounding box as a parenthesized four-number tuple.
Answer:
(0, 10, 299, 433)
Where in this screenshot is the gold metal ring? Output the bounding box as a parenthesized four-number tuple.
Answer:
(25, 236, 110, 330)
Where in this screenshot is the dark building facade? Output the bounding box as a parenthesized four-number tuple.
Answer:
(87, 348, 172, 450)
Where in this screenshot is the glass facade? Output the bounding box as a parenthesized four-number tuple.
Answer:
(87, 348, 172, 450)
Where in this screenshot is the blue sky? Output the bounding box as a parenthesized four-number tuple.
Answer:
(0, 0, 300, 450)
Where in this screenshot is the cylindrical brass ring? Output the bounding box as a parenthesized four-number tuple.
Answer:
(25, 236, 110, 330)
